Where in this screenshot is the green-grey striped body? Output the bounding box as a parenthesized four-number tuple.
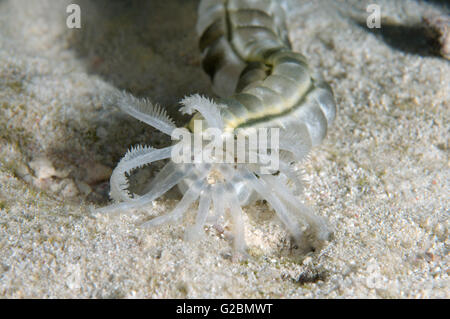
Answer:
(192, 0, 336, 147)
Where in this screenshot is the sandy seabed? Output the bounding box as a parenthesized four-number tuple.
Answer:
(0, 0, 448, 298)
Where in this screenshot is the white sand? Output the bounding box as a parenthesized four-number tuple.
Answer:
(0, 0, 448, 298)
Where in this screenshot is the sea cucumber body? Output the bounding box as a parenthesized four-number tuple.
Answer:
(193, 0, 336, 147)
(100, 0, 337, 250)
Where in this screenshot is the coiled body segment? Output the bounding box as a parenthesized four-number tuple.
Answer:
(96, 0, 337, 255)
(193, 0, 336, 148)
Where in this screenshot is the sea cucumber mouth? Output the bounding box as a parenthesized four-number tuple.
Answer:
(206, 168, 225, 185)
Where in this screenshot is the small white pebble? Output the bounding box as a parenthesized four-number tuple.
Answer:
(29, 156, 70, 179)
(29, 157, 57, 179)
(61, 179, 79, 197)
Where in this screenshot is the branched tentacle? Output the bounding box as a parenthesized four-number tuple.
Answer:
(115, 91, 176, 135)
(109, 145, 174, 202)
(185, 185, 212, 241)
(261, 174, 331, 241)
(95, 160, 193, 215)
(225, 182, 248, 254)
(180, 94, 224, 130)
(209, 183, 226, 224)
(141, 177, 209, 228)
(237, 166, 312, 242)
